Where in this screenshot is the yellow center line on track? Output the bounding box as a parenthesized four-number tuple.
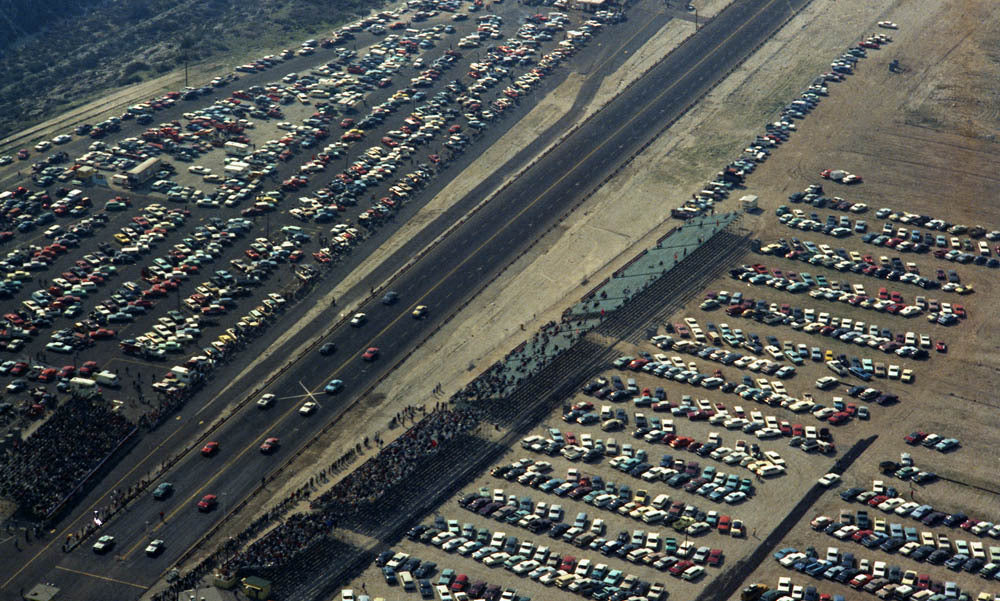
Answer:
(304, 0, 782, 397)
(122, 395, 307, 559)
(8, 0, 782, 586)
(54, 565, 147, 589)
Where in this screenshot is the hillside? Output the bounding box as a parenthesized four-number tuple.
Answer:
(0, 0, 382, 139)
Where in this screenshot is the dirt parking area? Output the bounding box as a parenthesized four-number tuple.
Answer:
(670, 0, 1000, 598)
(337, 0, 1000, 599)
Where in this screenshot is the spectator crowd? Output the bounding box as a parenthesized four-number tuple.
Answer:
(210, 408, 480, 580)
(0, 396, 135, 519)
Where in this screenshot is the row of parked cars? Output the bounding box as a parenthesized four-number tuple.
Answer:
(839, 485, 1000, 542)
(755, 239, 966, 295)
(771, 537, 997, 601)
(783, 205, 1000, 273)
(672, 32, 882, 219)
(490, 449, 748, 539)
(609, 346, 867, 432)
(407, 508, 675, 599)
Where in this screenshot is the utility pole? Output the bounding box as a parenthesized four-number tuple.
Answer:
(179, 36, 194, 88)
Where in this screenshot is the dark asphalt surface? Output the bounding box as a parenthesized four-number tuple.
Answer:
(1, 0, 816, 597)
(0, 2, 677, 597)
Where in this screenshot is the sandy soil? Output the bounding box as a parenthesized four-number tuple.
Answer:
(341, 0, 1000, 598)
(173, 0, 1000, 598)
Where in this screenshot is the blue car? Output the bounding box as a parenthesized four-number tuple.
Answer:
(324, 379, 344, 394)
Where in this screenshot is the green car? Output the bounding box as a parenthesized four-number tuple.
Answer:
(153, 482, 173, 500)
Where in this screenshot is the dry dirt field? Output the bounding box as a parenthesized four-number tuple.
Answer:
(338, 0, 1000, 599)
(167, 0, 1000, 597)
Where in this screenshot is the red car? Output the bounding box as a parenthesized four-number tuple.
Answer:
(450, 574, 468, 592)
(916, 574, 930, 589)
(669, 560, 694, 576)
(362, 347, 379, 361)
(201, 441, 220, 456)
(706, 549, 723, 566)
(197, 494, 218, 511)
(935, 341, 947, 353)
(260, 437, 280, 454)
(627, 358, 649, 371)
(867, 495, 888, 507)
(559, 556, 575, 572)
(717, 515, 731, 534)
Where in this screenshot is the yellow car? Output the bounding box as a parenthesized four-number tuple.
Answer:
(824, 349, 833, 361)
(113, 233, 131, 244)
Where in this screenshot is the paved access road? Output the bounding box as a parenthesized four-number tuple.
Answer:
(0, 0, 814, 597)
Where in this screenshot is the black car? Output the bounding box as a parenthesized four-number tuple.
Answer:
(382, 566, 397, 584)
(942, 512, 967, 527)
(319, 342, 336, 355)
(419, 528, 441, 543)
(414, 561, 437, 578)
(549, 523, 571, 539)
(840, 487, 864, 501)
(910, 545, 934, 562)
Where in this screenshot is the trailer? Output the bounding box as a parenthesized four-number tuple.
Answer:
(94, 370, 120, 387)
(224, 141, 250, 156)
(739, 194, 759, 211)
(126, 157, 162, 187)
(69, 377, 98, 398)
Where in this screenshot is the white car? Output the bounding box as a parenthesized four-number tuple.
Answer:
(145, 539, 165, 556)
(299, 401, 318, 415)
(724, 491, 747, 504)
(350, 312, 367, 327)
(818, 473, 840, 487)
(92, 535, 116, 553)
(188, 165, 212, 175)
(256, 393, 276, 408)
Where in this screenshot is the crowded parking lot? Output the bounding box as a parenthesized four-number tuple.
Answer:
(2, 0, 998, 599)
(0, 0, 630, 526)
(324, 5, 1000, 601)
